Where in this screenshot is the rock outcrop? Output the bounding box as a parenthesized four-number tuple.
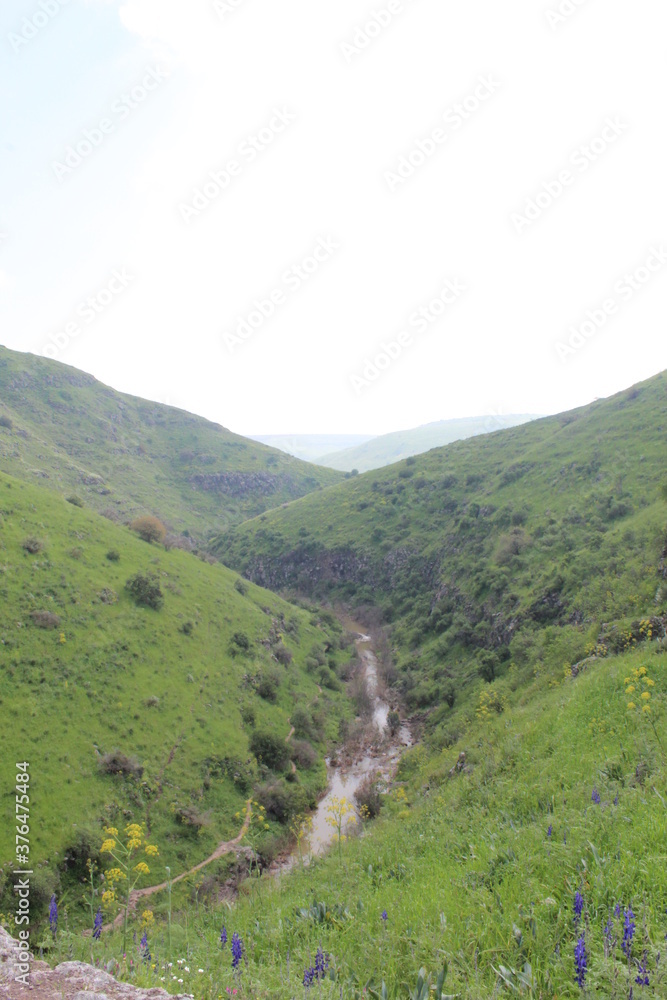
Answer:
(0, 927, 190, 1000)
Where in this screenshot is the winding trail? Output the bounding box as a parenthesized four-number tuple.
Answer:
(95, 799, 253, 933)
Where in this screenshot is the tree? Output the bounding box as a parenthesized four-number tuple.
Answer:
(130, 516, 166, 544)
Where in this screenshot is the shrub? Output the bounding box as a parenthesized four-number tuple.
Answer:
(180, 621, 194, 636)
(387, 710, 400, 735)
(234, 578, 249, 596)
(290, 739, 317, 770)
(273, 642, 293, 666)
(174, 805, 208, 831)
(354, 773, 383, 818)
(254, 779, 308, 823)
(230, 631, 251, 653)
(249, 731, 289, 771)
(130, 516, 167, 544)
(0, 414, 13, 429)
(99, 751, 143, 779)
(145, 695, 160, 708)
(256, 671, 281, 702)
(125, 573, 164, 610)
(22, 537, 43, 554)
(29, 610, 61, 629)
(291, 706, 315, 740)
(106, 549, 120, 562)
(66, 495, 84, 507)
(240, 704, 256, 727)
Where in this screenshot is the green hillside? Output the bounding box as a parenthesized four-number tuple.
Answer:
(318, 414, 540, 472)
(0, 345, 341, 540)
(217, 371, 667, 741)
(0, 471, 352, 916)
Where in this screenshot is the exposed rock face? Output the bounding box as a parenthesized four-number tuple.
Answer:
(0, 927, 189, 1000)
(189, 471, 284, 497)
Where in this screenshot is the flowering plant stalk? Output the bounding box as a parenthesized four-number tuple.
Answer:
(100, 823, 159, 954)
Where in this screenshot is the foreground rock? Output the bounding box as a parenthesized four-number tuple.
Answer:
(0, 927, 189, 1000)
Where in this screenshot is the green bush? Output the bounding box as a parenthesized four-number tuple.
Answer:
(125, 573, 164, 610)
(249, 731, 289, 771)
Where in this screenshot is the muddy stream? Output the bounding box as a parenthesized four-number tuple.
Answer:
(273, 631, 412, 870)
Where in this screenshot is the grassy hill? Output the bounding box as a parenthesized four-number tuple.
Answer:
(0, 345, 341, 541)
(216, 371, 667, 743)
(47, 637, 667, 998)
(0, 471, 352, 919)
(318, 414, 540, 472)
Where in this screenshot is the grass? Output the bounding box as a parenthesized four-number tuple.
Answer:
(0, 344, 341, 539)
(37, 642, 666, 998)
(216, 369, 667, 748)
(0, 470, 353, 923)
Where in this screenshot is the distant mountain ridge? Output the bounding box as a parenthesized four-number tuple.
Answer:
(316, 414, 542, 472)
(251, 433, 375, 464)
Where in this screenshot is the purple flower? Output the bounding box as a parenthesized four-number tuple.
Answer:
(574, 933, 587, 988)
(623, 906, 636, 958)
(592, 788, 601, 805)
(314, 946, 329, 978)
(220, 926, 227, 947)
(231, 932, 243, 970)
(381, 910, 388, 922)
(635, 953, 649, 986)
(303, 966, 315, 988)
(574, 891, 584, 927)
(140, 931, 150, 962)
(93, 908, 103, 941)
(49, 895, 58, 937)
(613, 794, 619, 806)
(547, 825, 552, 838)
(614, 902, 622, 919)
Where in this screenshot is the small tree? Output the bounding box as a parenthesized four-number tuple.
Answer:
(125, 573, 164, 610)
(130, 516, 166, 544)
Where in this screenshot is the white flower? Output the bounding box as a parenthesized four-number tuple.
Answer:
(198, 968, 204, 973)
(178, 978, 184, 984)
(184, 966, 190, 972)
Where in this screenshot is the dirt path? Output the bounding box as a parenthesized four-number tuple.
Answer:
(95, 799, 253, 933)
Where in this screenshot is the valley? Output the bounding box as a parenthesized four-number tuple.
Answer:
(0, 350, 665, 999)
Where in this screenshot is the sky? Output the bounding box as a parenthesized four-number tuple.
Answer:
(0, 0, 665, 437)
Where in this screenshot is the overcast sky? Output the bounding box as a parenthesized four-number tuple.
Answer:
(1, 0, 665, 436)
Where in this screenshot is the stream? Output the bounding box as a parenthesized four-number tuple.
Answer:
(279, 631, 412, 865)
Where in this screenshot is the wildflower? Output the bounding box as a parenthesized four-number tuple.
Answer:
(627, 702, 636, 710)
(574, 933, 587, 988)
(101, 839, 116, 854)
(603, 918, 613, 953)
(591, 788, 601, 805)
(635, 953, 649, 986)
(49, 895, 58, 937)
(614, 902, 622, 919)
(93, 908, 103, 940)
(304, 966, 315, 988)
(133, 862, 150, 876)
(381, 910, 388, 922)
(220, 926, 227, 947)
(231, 932, 243, 969)
(641, 692, 651, 701)
(314, 946, 329, 978)
(547, 825, 552, 838)
(140, 931, 151, 962)
(623, 906, 635, 958)
(614, 794, 619, 806)
(144, 844, 159, 857)
(574, 891, 584, 927)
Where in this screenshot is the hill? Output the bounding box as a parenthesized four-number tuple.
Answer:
(216, 370, 667, 741)
(0, 346, 341, 541)
(251, 433, 375, 464)
(317, 414, 540, 472)
(0, 471, 352, 919)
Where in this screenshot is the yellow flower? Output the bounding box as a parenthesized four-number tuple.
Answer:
(101, 890, 116, 905)
(647, 679, 655, 687)
(133, 861, 150, 875)
(104, 826, 119, 838)
(625, 685, 635, 694)
(641, 692, 651, 701)
(127, 838, 141, 850)
(144, 844, 159, 857)
(101, 839, 116, 854)
(627, 702, 636, 710)
(140, 909, 154, 929)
